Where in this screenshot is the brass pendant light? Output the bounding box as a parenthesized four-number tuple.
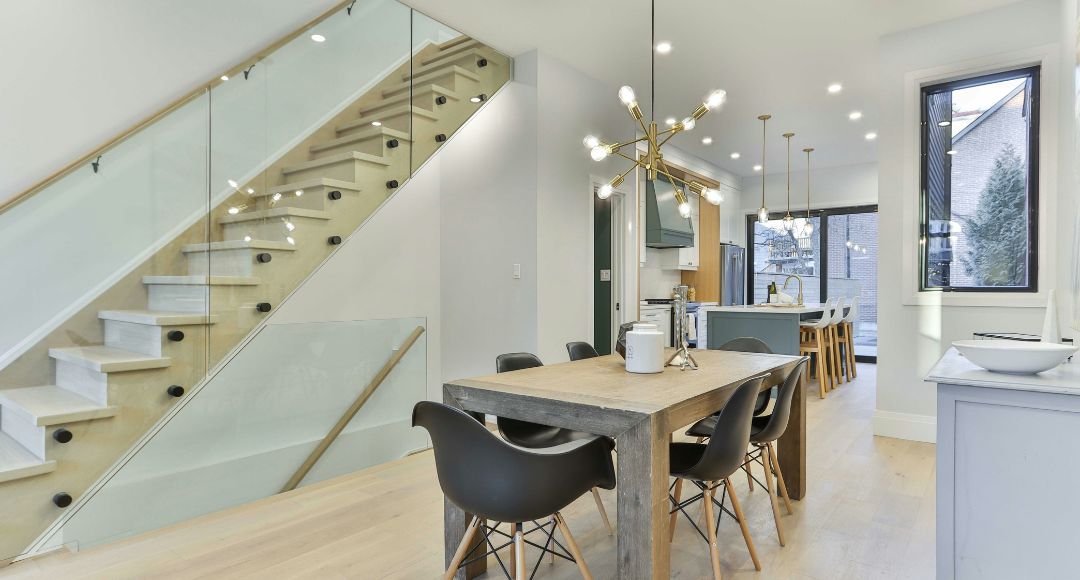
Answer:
(802, 147, 815, 236)
(782, 132, 795, 231)
(756, 114, 771, 222)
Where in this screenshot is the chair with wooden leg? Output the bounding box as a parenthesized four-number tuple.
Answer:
(799, 309, 834, 397)
(413, 401, 615, 580)
(836, 296, 859, 381)
(740, 358, 808, 546)
(824, 297, 846, 386)
(495, 353, 614, 535)
(668, 377, 766, 579)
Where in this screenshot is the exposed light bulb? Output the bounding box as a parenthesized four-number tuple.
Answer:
(618, 86, 636, 107)
(681, 117, 695, 130)
(757, 207, 769, 222)
(310, 34, 326, 43)
(665, 117, 677, 126)
(703, 89, 727, 110)
(655, 41, 672, 54)
(730, 152, 741, 160)
(782, 215, 795, 230)
(583, 135, 600, 148)
(827, 83, 842, 94)
(220, 75, 230, 82)
(805, 221, 814, 235)
(228, 207, 240, 215)
(590, 145, 609, 161)
(597, 184, 613, 199)
(678, 202, 692, 218)
(753, 165, 762, 172)
(704, 188, 723, 205)
(848, 110, 863, 121)
(702, 136, 713, 145)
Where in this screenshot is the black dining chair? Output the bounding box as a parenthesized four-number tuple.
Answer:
(565, 341, 600, 361)
(668, 377, 766, 578)
(495, 353, 614, 535)
(741, 358, 807, 546)
(413, 401, 615, 579)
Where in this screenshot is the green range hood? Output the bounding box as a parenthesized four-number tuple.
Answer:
(645, 176, 694, 248)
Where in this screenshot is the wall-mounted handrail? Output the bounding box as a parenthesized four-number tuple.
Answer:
(0, 0, 355, 218)
(280, 325, 426, 493)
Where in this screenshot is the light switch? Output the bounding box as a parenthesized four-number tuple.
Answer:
(599, 269, 611, 282)
(512, 263, 521, 279)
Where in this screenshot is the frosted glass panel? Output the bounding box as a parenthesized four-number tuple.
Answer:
(42, 318, 427, 552)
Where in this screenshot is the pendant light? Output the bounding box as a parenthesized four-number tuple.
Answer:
(782, 132, 795, 231)
(802, 147, 815, 236)
(756, 114, 771, 222)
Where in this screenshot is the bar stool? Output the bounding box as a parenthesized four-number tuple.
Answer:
(799, 308, 834, 397)
(413, 401, 615, 579)
(825, 297, 846, 386)
(836, 297, 859, 381)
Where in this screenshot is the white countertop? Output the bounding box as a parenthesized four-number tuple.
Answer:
(701, 304, 830, 315)
(926, 347, 1080, 396)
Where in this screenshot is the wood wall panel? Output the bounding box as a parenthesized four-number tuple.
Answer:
(682, 200, 719, 302)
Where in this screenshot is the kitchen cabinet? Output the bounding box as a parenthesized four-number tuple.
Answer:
(638, 303, 672, 347)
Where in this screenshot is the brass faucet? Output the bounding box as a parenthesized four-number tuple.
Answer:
(782, 274, 804, 306)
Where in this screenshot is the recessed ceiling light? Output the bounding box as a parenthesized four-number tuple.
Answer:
(311, 34, 326, 43)
(701, 137, 713, 145)
(220, 75, 230, 82)
(655, 41, 672, 54)
(227, 179, 239, 189)
(827, 83, 843, 94)
(228, 207, 240, 215)
(848, 111, 863, 121)
(753, 165, 762, 172)
(865, 132, 877, 141)
(371, 121, 382, 127)
(938, 120, 951, 127)
(730, 152, 741, 159)
(665, 117, 677, 126)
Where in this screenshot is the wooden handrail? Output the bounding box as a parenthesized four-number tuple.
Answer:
(280, 325, 426, 492)
(0, 0, 355, 217)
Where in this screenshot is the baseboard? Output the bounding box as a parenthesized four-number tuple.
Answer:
(873, 409, 937, 443)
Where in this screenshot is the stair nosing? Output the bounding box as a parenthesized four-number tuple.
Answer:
(0, 386, 121, 426)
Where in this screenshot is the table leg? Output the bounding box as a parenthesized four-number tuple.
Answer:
(617, 416, 670, 579)
(776, 369, 806, 499)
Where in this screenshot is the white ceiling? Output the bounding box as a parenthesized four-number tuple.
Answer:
(405, 0, 1023, 177)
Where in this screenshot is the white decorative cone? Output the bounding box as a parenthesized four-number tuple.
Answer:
(1042, 289, 1061, 343)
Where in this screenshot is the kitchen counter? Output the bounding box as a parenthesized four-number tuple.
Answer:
(702, 304, 830, 355)
(702, 304, 832, 315)
(929, 346, 1080, 579)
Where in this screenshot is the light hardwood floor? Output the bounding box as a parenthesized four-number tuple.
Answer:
(0, 363, 935, 579)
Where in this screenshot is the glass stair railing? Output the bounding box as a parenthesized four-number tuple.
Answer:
(0, 0, 510, 563)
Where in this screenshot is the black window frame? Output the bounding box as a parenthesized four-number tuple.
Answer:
(918, 66, 1040, 293)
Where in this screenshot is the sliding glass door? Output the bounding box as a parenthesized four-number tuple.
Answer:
(747, 205, 878, 361)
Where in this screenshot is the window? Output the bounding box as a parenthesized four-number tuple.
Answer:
(919, 66, 1039, 292)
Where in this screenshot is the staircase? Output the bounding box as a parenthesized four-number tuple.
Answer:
(0, 31, 509, 561)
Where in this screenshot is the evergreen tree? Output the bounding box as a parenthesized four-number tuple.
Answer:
(959, 144, 1028, 286)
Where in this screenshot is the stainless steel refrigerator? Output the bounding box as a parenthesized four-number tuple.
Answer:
(718, 243, 746, 306)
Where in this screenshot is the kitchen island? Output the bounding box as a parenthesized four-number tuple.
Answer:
(702, 304, 831, 353)
(927, 348, 1080, 579)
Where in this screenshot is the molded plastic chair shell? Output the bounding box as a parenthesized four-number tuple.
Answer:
(749, 359, 808, 444)
(413, 401, 616, 523)
(842, 296, 859, 324)
(828, 297, 846, 325)
(495, 352, 595, 448)
(670, 377, 764, 482)
(566, 341, 600, 361)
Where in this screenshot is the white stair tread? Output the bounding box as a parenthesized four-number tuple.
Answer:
(282, 151, 391, 175)
(143, 275, 260, 286)
(98, 310, 219, 326)
(0, 432, 55, 484)
(338, 106, 438, 134)
(0, 386, 119, 426)
(49, 345, 171, 373)
(386, 65, 480, 94)
(260, 178, 361, 197)
(218, 207, 332, 225)
(357, 85, 460, 116)
(181, 240, 297, 254)
(310, 127, 411, 155)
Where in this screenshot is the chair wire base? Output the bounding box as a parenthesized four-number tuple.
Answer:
(456, 518, 578, 580)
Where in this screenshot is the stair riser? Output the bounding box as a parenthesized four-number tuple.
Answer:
(104, 321, 166, 358)
(283, 158, 388, 183)
(222, 218, 329, 243)
(1, 408, 45, 459)
(55, 362, 109, 405)
(186, 249, 266, 277)
(147, 284, 263, 314)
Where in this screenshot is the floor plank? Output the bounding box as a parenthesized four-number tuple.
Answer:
(1, 363, 936, 579)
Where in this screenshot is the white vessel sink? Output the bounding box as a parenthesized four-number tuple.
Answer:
(953, 340, 1077, 374)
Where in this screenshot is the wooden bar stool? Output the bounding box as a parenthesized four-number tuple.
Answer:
(836, 297, 859, 381)
(799, 309, 834, 398)
(825, 297, 846, 386)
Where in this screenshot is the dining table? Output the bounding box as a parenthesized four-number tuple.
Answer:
(441, 348, 807, 579)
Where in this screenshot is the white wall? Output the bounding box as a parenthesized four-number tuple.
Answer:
(0, 0, 341, 203)
(875, 0, 1075, 442)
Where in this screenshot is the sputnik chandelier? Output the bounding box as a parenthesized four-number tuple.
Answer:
(583, 86, 727, 213)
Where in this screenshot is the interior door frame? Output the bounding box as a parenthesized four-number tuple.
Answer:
(589, 176, 632, 354)
(745, 203, 879, 362)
